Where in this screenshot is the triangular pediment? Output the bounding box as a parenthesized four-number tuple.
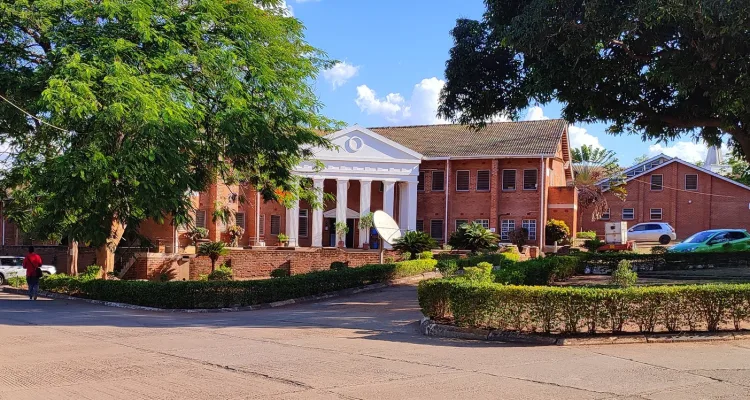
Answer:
(310, 126, 423, 162)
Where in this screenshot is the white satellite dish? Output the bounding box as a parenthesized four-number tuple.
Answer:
(373, 210, 402, 245)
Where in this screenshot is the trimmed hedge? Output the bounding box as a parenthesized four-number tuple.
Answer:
(436, 252, 520, 276)
(492, 255, 579, 285)
(419, 279, 750, 334)
(43, 260, 437, 309)
(578, 251, 750, 272)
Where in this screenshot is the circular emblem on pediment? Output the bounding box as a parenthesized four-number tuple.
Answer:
(345, 136, 364, 153)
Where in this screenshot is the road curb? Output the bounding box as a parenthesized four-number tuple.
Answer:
(419, 317, 750, 346)
(0, 272, 440, 313)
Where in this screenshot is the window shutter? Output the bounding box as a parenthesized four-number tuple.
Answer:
(431, 171, 445, 191)
(651, 175, 663, 190)
(685, 174, 698, 190)
(417, 171, 425, 191)
(259, 215, 265, 236)
(430, 220, 444, 239)
(235, 212, 246, 229)
(622, 208, 635, 220)
(650, 208, 662, 220)
(298, 209, 309, 237)
(476, 170, 490, 191)
(523, 169, 538, 190)
(416, 220, 424, 232)
(270, 215, 281, 235)
(195, 210, 207, 228)
(502, 170, 516, 190)
(456, 170, 470, 191)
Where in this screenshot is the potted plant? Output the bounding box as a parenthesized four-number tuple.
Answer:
(277, 232, 289, 247)
(335, 221, 349, 248)
(358, 212, 375, 250)
(189, 227, 209, 245)
(227, 224, 244, 247)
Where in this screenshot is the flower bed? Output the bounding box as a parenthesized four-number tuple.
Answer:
(41, 260, 437, 309)
(418, 279, 750, 334)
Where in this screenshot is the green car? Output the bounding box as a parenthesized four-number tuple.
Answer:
(668, 229, 750, 253)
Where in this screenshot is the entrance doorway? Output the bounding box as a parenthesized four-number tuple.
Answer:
(327, 218, 356, 248)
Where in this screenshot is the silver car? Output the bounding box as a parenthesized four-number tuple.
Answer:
(626, 222, 677, 244)
(0, 256, 57, 285)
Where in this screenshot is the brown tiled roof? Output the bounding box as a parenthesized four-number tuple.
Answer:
(368, 119, 567, 158)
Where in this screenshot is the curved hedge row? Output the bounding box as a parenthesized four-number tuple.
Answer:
(418, 279, 750, 334)
(41, 259, 437, 309)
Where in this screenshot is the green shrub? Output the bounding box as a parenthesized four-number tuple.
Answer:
(507, 227, 528, 249)
(207, 264, 233, 281)
(330, 261, 348, 271)
(436, 258, 459, 277)
(583, 238, 605, 252)
(393, 231, 437, 257)
(448, 222, 499, 252)
(462, 262, 493, 283)
(650, 246, 667, 254)
(610, 260, 638, 287)
(401, 252, 412, 261)
(42, 261, 438, 309)
(39, 266, 103, 295)
(417, 251, 434, 260)
(576, 231, 597, 240)
(270, 268, 290, 278)
(492, 256, 580, 286)
(7, 276, 26, 288)
(418, 280, 750, 333)
(545, 219, 570, 244)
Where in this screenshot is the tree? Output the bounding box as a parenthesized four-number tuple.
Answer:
(632, 154, 651, 165)
(439, 1, 750, 162)
(571, 145, 626, 222)
(448, 222, 498, 252)
(197, 241, 229, 273)
(393, 231, 437, 259)
(0, 1, 335, 276)
(724, 154, 750, 186)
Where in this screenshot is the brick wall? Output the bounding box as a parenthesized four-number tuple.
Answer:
(126, 253, 191, 281)
(548, 186, 578, 236)
(189, 248, 402, 280)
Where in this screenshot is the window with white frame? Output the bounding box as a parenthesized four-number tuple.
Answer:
(522, 219, 537, 240)
(270, 215, 281, 235)
(622, 208, 635, 220)
(417, 171, 425, 191)
(475, 219, 489, 229)
(299, 209, 309, 237)
(523, 169, 538, 190)
(685, 174, 698, 191)
(259, 215, 266, 236)
(502, 170, 516, 191)
(600, 208, 610, 220)
(650, 174, 663, 191)
(500, 220, 515, 240)
(456, 170, 470, 191)
(476, 170, 490, 191)
(432, 171, 445, 191)
(455, 219, 468, 230)
(650, 208, 662, 220)
(235, 212, 246, 230)
(416, 220, 424, 232)
(195, 210, 207, 228)
(430, 220, 444, 240)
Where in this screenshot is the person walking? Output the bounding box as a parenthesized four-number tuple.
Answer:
(23, 246, 43, 300)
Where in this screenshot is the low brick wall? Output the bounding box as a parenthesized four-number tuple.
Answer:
(125, 253, 191, 281)
(188, 248, 402, 280)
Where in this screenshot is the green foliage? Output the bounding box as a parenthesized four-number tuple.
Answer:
(724, 153, 750, 186)
(358, 212, 375, 231)
(270, 268, 290, 278)
(277, 233, 289, 244)
(0, 0, 337, 260)
(189, 228, 209, 245)
(393, 231, 437, 258)
(330, 261, 348, 271)
(462, 262, 493, 283)
(507, 227, 528, 249)
(448, 222, 499, 252)
(572, 146, 627, 219)
(44, 260, 437, 309)
(650, 246, 668, 255)
(583, 238, 606, 253)
(401, 252, 412, 261)
(493, 256, 580, 286)
(334, 221, 349, 238)
(7, 276, 27, 288)
(545, 220, 571, 245)
(576, 231, 597, 240)
(438, 2, 750, 162)
(610, 261, 638, 287)
(417, 251, 434, 260)
(419, 281, 750, 333)
(227, 225, 245, 247)
(436, 258, 459, 277)
(40, 265, 101, 294)
(207, 264, 233, 281)
(197, 241, 229, 272)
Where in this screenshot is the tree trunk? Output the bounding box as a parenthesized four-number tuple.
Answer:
(95, 217, 126, 279)
(68, 239, 79, 276)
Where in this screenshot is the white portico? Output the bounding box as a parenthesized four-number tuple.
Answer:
(289, 125, 422, 248)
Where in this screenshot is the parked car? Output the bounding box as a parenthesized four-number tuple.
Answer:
(668, 229, 750, 253)
(626, 222, 677, 244)
(0, 256, 57, 285)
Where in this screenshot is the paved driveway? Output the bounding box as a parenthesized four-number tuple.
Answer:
(2, 285, 750, 400)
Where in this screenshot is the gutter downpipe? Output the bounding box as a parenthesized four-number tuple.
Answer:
(444, 158, 450, 242)
(540, 157, 546, 250)
(256, 191, 261, 245)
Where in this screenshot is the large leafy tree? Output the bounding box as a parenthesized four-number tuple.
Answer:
(571, 145, 626, 222)
(0, 0, 334, 275)
(439, 0, 750, 162)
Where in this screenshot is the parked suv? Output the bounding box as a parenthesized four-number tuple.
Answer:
(0, 256, 57, 285)
(626, 223, 677, 244)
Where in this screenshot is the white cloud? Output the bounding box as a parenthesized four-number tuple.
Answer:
(322, 62, 360, 90)
(355, 77, 447, 125)
(524, 106, 602, 150)
(524, 106, 549, 121)
(647, 141, 731, 164)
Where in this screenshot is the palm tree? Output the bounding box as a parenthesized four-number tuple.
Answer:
(572, 145, 626, 225)
(448, 222, 499, 252)
(197, 241, 229, 272)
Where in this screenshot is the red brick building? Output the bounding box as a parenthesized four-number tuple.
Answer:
(134, 120, 577, 251)
(580, 155, 750, 239)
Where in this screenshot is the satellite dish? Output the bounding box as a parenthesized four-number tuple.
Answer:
(373, 210, 402, 245)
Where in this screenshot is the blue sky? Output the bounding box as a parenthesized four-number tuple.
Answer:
(289, 0, 715, 166)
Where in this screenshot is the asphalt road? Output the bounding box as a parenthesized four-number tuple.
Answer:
(2, 285, 750, 399)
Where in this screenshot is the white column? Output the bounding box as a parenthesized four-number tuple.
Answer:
(382, 180, 396, 249)
(312, 178, 324, 247)
(406, 180, 418, 231)
(359, 179, 372, 248)
(285, 199, 299, 247)
(336, 178, 349, 247)
(398, 182, 409, 229)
